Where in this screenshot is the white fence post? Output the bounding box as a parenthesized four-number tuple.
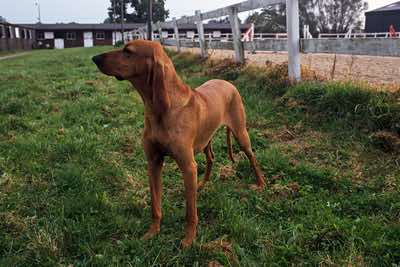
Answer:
(195, 10, 208, 58)
(173, 17, 181, 53)
(229, 6, 245, 64)
(157, 22, 163, 44)
(286, 0, 301, 81)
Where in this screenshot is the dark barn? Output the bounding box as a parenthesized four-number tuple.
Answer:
(21, 23, 144, 49)
(365, 1, 400, 33)
(0, 22, 35, 52)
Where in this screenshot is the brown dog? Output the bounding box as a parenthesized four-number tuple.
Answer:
(92, 40, 266, 248)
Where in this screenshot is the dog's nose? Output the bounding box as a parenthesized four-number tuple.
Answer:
(92, 55, 103, 66)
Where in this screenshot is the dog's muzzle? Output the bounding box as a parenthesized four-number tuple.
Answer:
(92, 55, 104, 67)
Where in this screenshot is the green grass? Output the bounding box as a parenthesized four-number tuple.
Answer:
(0, 47, 399, 266)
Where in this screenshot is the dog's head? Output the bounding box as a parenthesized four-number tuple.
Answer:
(92, 40, 168, 81)
(92, 40, 171, 114)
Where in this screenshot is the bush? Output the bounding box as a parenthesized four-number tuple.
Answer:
(114, 40, 124, 47)
(283, 82, 400, 134)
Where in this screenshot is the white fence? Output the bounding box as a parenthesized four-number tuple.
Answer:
(141, 0, 301, 81)
(144, 32, 289, 42)
(318, 32, 400, 39)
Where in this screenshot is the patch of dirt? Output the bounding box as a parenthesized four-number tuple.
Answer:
(202, 236, 238, 265)
(121, 135, 135, 156)
(120, 173, 149, 209)
(219, 164, 236, 181)
(0, 212, 27, 232)
(383, 175, 398, 192)
(370, 131, 400, 153)
(269, 182, 300, 201)
(208, 261, 224, 267)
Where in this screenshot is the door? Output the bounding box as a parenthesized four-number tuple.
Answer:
(84, 32, 93, 47)
(54, 38, 64, 49)
(113, 31, 122, 45)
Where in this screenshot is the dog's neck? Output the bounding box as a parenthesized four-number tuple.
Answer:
(129, 66, 192, 117)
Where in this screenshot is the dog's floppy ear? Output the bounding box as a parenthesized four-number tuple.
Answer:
(152, 59, 170, 116)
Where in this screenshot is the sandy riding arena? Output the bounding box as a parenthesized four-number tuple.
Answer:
(172, 46, 400, 91)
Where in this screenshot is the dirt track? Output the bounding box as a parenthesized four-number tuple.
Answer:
(171, 46, 400, 91)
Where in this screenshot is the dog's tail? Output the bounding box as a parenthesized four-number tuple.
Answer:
(226, 127, 235, 163)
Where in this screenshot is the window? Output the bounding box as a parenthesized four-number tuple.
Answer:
(95, 31, 105, 40)
(186, 31, 195, 39)
(44, 32, 54, 39)
(66, 32, 76, 40)
(21, 29, 26, 39)
(37, 31, 44, 40)
(212, 31, 222, 38)
(161, 31, 169, 38)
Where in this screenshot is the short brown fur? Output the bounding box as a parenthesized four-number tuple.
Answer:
(92, 40, 266, 248)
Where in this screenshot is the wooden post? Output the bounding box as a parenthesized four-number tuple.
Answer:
(147, 0, 153, 40)
(121, 0, 125, 43)
(229, 6, 245, 64)
(286, 0, 301, 81)
(173, 17, 181, 52)
(195, 10, 207, 58)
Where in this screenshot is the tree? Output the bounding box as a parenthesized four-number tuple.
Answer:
(245, 5, 286, 33)
(245, 0, 368, 36)
(105, 0, 169, 23)
(0, 16, 6, 23)
(313, 0, 368, 33)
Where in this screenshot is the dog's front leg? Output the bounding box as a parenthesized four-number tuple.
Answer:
(175, 151, 198, 248)
(142, 143, 164, 240)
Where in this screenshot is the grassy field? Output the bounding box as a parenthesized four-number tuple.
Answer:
(0, 46, 399, 266)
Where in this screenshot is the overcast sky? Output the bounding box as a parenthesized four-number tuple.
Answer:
(1, 0, 398, 24)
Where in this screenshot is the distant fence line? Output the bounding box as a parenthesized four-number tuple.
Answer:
(128, 31, 400, 41)
(159, 38, 400, 57)
(125, 29, 400, 58)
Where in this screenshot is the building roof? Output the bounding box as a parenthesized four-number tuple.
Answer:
(366, 1, 400, 13)
(20, 23, 145, 31)
(1, 21, 35, 29)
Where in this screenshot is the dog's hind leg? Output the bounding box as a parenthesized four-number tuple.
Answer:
(232, 128, 265, 188)
(198, 141, 213, 189)
(227, 94, 266, 189)
(226, 127, 235, 163)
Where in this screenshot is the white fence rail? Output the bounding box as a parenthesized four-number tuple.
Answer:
(318, 32, 400, 39)
(126, 31, 400, 42)
(133, 0, 301, 81)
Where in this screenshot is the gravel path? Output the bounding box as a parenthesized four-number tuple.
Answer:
(0, 52, 31, 61)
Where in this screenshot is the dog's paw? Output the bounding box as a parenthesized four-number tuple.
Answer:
(197, 180, 205, 190)
(249, 183, 265, 192)
(142, 223, 160, 240)
(180, 237, 194, 249)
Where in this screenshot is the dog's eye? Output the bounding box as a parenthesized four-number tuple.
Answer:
(123, 48, 132, 57)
